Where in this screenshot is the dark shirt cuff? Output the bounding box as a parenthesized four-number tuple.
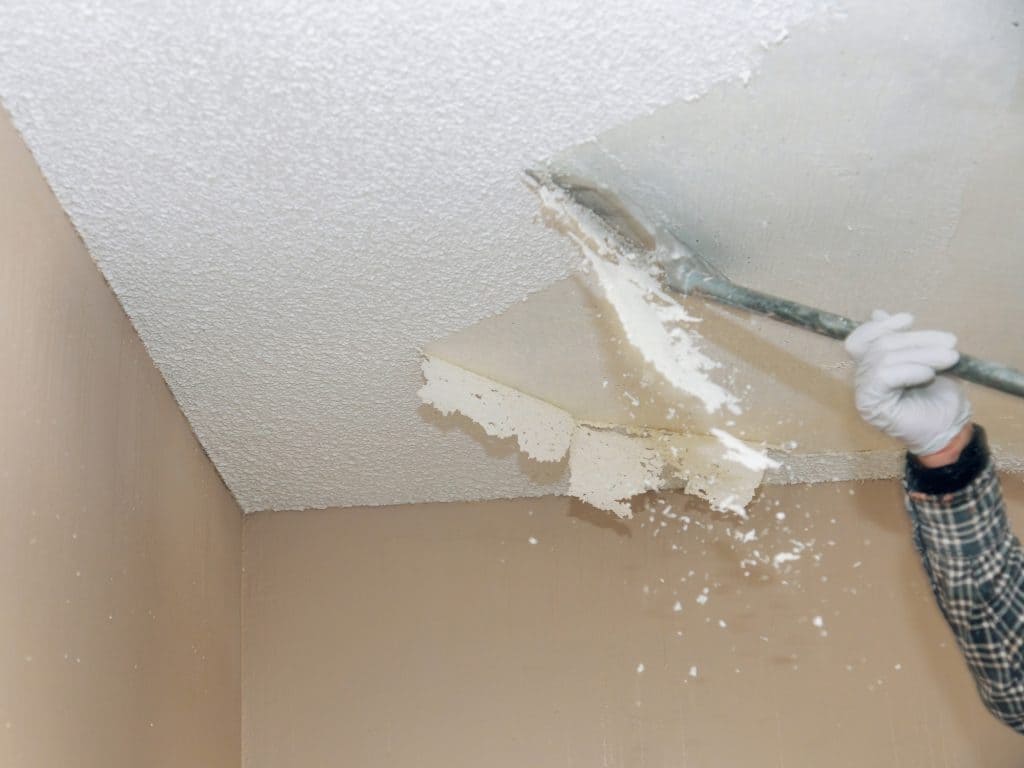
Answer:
(905, 424, 988, 496)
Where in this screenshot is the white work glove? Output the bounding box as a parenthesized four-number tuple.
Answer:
(844, 310, 971, 456)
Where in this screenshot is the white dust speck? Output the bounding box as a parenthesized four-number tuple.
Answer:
(636, 663, 645, 674)
(673, 600, 683, 612)
(772, 551, 801, 568)
(695, 594, 708, 605)
(812, 615, 824, 628)
(689, 666, 698, 678)
(527, 536, 538, 545)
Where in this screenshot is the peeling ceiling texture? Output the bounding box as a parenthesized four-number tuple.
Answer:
(419, 0, 1024, 516)
(0, 0, 833, 511)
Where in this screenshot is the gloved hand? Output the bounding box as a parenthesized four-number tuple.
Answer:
(844, 310, 971, 456)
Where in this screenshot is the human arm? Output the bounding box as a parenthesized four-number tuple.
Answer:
(846, 312, 1024, 731)
(905, 424, 1024, 732)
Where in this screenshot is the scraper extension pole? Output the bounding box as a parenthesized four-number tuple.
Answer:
(666, 269, 1024, 401)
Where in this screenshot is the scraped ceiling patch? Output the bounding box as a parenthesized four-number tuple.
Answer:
(415, 0, 1024, 516)
(420, 167, 784, 517)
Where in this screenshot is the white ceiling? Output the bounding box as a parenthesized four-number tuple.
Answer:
(0, 0, 833, 511)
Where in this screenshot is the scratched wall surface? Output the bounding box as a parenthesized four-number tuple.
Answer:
(243, 481, 1024, 767)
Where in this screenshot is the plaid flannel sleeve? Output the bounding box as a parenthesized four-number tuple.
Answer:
(905, 425, 1024, 733)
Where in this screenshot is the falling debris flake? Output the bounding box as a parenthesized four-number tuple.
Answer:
(673, 600, 683, 612)
(528, 536, 539, 545)
(636, 663, 645, 674)
(689, 666, 699, 678)
(772, 551, 801, 568)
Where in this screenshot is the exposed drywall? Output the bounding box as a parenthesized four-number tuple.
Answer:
(548, 0, 1024, 452)
(0, 0, 837, 511)
(242, 479, 1024, 766)
(0, 108, 242, 767)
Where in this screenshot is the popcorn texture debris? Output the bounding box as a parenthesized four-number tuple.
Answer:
(535, 181, 741, 415)
(420, 354, 774, 518)
(418, 356, 574, 462)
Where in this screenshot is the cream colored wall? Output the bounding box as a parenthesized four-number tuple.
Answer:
(243, 479, 1024, 766)
(0, 107, 242, 767)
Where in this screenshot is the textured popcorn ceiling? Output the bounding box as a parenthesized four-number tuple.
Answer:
(0, 0, 833, 511)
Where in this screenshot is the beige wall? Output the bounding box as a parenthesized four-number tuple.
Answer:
(244, 479, 1024, 766)
(0, 107, 242, 766)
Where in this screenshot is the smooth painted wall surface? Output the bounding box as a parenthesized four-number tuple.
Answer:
(0, 107, 242, 767)
(244, 482, 1024, 766)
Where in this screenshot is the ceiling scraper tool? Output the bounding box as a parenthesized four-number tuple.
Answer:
(526, 169, 1024, 400)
